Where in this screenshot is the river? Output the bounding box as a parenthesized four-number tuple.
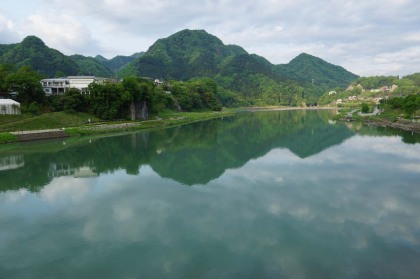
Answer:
(0, 109, 419, 278)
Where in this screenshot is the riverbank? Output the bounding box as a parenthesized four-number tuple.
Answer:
(363, 117, 420, 134)
(3, 106, 417, 144)
(335, 107, 420, 134)
(0, 106, 343, 144)
(239, 106, 338, 112)
(0, 110, 235, 144)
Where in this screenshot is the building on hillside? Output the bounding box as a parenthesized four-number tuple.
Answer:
(0, 99, 20, 115)
(40, 76, 107, 95)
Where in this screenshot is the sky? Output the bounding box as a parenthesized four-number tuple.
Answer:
(1, 0, 420, 76)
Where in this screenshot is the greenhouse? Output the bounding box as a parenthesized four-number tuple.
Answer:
(0, 99, 21, 115)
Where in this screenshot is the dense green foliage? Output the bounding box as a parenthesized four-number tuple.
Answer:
(133, 30, 246, 80)
(0, 36, 139, 78)
(87, 76, 221, 120)
(0, 62, 223, 120)
(382, 94, 420, 116)
(70, 55, 114, 77)
(275, 53, 359, 93)
(0, 36, 79, 77)
(5, 66, 45, 105)
(276, 54, 355, 104)
(1, 31, 359, 107)
(319, 74, 420, 106)
(361, 103, 370, 113)
(351, 74, 420, 95)
(354, 76, 398, 89)
(168, 78, 222, 111)
(122, 29, 358, 106)
(95, 53, 144, 74)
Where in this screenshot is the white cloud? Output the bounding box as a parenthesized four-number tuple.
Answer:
(1, 0, 420, 75)
(0, 12, 19, 43)
(20, 13, 101, 56)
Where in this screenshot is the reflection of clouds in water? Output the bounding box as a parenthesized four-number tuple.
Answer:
(0, 189, 29, 203)
(0, 136, 419, 277)
(400, 163, 420, 173)
(218, 135, 420, 249)
(40, 176, 92, 203)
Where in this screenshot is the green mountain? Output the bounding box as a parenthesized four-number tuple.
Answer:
(95, 52, 144, 74)
(70, 54, 114, 77)
(0, 31, 358, 105)
(129, 29, 247, 80)
(0, 36, 119, 77)
(274, 53, 359, 91)
(0, 36, 80, 77)
(122, 29, 358, 105)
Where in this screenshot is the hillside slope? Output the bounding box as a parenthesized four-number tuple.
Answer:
(123, 29, 358, 105)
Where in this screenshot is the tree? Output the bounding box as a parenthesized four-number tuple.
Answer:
(89, 82, 130, 120)
(361, 103, 370, 113)
(53, 88, 89, 112)
(5, 66, 45, 104)
(0, 64, 14, 92)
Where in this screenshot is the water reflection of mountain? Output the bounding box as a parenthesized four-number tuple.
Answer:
(150, 110, 355, 185)
(0, 110, 355, 191)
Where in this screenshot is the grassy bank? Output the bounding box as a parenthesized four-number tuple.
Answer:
(0, 111, 101, 132)
(0, 110, 235, 142)
(0, 133, 18, 144)
(65, 110, 235, 136)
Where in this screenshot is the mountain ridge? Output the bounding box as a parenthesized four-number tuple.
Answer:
(0, 30, 359, 105)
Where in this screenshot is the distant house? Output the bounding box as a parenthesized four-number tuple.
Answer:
(380, 86, 390, 93)
(40, 76, 107, 95)
(0, 99, 20, 115)
(390, 84, 398, 92)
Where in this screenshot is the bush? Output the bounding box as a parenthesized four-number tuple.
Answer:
(23, 102, 42, 115)
(361, 103, 370, 113)
(0, 132, 18, 143)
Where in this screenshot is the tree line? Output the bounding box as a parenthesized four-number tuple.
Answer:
(0, 64, 222, 119)
(381, 94, 420, 116)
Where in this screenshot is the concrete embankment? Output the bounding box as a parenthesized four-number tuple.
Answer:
(11, 129, 68, 142)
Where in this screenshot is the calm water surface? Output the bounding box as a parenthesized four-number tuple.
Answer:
(0, 110, 419, 278)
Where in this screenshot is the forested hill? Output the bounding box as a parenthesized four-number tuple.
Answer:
(0, 36, 79, 77)
(124, 29, 359, 105)
(0, 30, 359, 105)
(0, 36, 139, 78)
(95, 52, 144, 73)
(274, 53, 359, 91)
(130, 29, 248, 80)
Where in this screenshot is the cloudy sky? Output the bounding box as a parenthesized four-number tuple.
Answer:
(1, 0, 419, 76)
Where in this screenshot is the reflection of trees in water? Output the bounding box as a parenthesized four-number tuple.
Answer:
(0, 110, 358, 191)
(150, 110, 355, 185)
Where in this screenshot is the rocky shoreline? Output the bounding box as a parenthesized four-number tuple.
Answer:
(363, 118, 420, 134)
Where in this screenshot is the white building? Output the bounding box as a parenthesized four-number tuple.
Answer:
(0, 99, 21, 115)
(40, 76, 107, 95)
